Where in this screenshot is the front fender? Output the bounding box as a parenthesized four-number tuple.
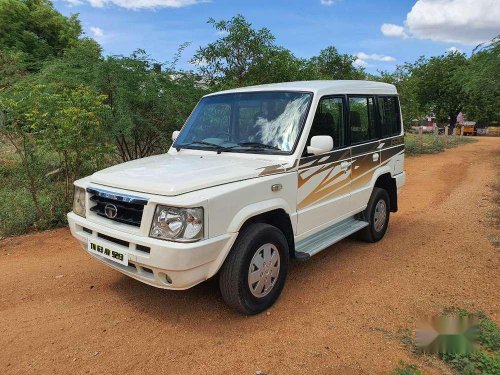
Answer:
(226, 198, 293, 233)
(206, 198, 293, 278)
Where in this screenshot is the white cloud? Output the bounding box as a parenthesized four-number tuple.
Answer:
(381, 23, 408, 38)
(356, 52, 396, 62)
(90, 26, 104, 38)
(382, 0, 500, 45)
(353, 58, 369, 68)
(64, 0, 84, 5)
(447, 46, 462, 53)
(64, 0, 207, 9)
(320, 0, 337, 5)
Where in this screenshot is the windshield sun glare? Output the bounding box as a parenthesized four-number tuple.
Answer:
(175, 91, 312, 154)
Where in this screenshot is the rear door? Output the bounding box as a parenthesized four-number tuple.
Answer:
(348, 96, 381, 210)
(378, 95, 404, 175)
(297, 96, 351, 235)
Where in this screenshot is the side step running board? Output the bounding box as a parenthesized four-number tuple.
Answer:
(295, 217, 369, 261)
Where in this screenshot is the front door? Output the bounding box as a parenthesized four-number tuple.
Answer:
(297, 96, 351, 235)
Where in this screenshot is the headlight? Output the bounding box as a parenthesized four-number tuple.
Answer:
(150, 206, 204, 242)
(73, 186, 86, 217)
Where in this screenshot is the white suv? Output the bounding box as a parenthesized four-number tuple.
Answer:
(68, 80, 405, 314)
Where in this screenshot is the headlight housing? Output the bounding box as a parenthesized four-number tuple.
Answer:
(150, 206, 204, 242)
(73, 186, 86, 217)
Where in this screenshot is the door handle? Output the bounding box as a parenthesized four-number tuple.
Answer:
(372, 153, 380, 162)
(340, 161, 351, 170)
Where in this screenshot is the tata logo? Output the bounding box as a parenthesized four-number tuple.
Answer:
(104, 203, 118, 219)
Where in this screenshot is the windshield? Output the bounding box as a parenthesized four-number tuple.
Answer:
(174, 91, 312, 154)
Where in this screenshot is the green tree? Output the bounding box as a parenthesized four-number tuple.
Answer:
(0, 50, 28, 90)
(97, 50, 207, 161)
(377, 57, 428, 130)
(307, 46, 365, 80)
(0, 0, 82, 71)
(244, 47, 311, 84)
(34, 38, 103, 90)
(0, 84, 110, 221)
(192, 15, 364, 88)
(456, 36, 500, 126)
(33, 86, 111, 202)
(191, 14, 277, 87)
(411, 52, 468, 128)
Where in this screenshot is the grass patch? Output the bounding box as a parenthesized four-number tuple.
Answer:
(404, 133, 476, 156)
(390, 361, 423, 375)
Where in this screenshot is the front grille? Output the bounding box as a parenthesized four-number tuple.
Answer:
(87, 187, 148, 227)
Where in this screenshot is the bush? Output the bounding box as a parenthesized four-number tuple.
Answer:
(0, 188, 37, 236)
(405, 133, 475, 155)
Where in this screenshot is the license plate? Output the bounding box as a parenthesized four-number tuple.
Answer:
(87, 238, 128, 266)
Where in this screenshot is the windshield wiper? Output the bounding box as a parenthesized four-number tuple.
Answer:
(237, 142, 281, 151)
(176, 140, 235, 154)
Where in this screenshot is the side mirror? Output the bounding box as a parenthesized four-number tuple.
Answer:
(307, 136, 333, 155)
(172, 130, 180, 142)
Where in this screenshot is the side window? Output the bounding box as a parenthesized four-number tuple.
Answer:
(349, 96, 376, 144)
(378, 96, 401, 137)
(307, 97, 345, 149)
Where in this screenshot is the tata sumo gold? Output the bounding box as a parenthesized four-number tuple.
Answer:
(68, 80, 406, 314)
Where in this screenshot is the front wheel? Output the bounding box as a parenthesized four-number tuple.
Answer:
(359, 187, 390, 243)
(219, 223, 289, 315)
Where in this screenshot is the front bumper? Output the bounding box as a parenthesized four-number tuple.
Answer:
(67, 212, 237, 290)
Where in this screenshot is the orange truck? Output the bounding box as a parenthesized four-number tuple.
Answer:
(456, 122, 476, 136)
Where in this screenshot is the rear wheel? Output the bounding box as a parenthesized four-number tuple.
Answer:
(359, 187, 390, 243)
(219, 223, 289, 315)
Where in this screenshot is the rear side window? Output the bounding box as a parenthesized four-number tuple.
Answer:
(378, 96, 401, 137)
(308, 97, 346, 149)
(349, 96, 376, 144)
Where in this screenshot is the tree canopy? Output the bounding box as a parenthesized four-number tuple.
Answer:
(191, 14, 365, 88)
(0, 0, 82, 71)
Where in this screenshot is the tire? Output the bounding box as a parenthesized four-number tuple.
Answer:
(358, 187, 390, 243)
(219, 223, 289, 315)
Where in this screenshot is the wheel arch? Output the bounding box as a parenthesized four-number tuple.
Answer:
(238, 209, 295, 258)
(227, 199, 296, 258)
(373, 172, 398, 212)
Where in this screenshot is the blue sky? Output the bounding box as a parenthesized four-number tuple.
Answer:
(54, 0, 500, 74)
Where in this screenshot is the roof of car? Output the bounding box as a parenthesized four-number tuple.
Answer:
(205, 80, 398, 97)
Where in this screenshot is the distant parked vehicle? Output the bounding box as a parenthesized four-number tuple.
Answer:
(455, 121, 477, 136)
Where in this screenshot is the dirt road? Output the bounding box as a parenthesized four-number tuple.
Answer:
(1, 137, 499, 375)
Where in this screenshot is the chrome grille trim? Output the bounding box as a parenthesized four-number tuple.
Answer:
(86, 187, 149, 206)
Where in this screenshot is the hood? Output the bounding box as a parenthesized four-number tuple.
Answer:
(90, 153, 287, 196)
